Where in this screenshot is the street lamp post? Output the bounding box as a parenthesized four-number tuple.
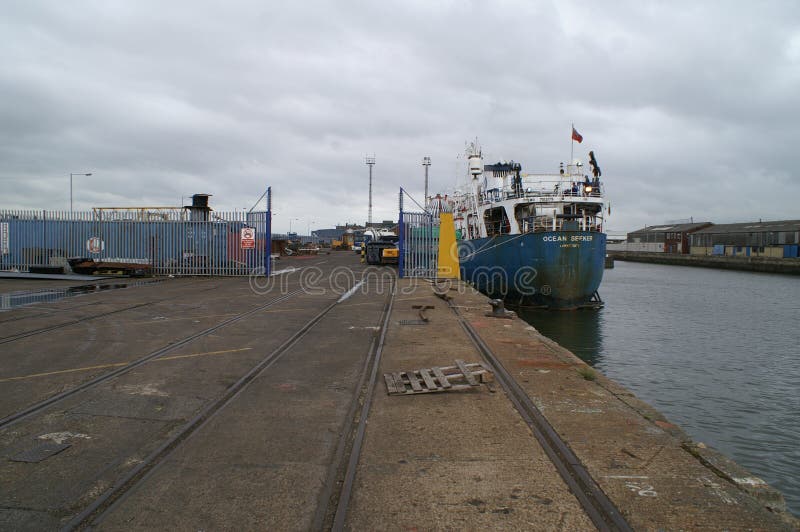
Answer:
(289, 217, 300, 234)
(70, 172, 92, 214)
(307, 220, 316, 243)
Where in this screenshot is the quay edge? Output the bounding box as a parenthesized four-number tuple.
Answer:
(346, 277, 798, 530)
(608, 250, 800, 275)
(526, 314, 798, 524)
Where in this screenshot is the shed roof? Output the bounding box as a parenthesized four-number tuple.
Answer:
(692, 220, 800, 234)
(312, 228, 345, 238)
(628, 222, 712, 236)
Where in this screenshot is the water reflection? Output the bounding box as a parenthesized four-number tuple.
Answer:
(515, 307, 604, 366)
(514, 261, 800, 515)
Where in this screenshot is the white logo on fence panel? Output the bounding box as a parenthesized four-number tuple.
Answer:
(0, 223, 8, 255)
(86, 237, 104, 253)
(241, 227, 255, 250)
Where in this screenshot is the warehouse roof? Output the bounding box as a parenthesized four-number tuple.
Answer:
(692, 220, 800, 234)
(628, 222, 712, 236)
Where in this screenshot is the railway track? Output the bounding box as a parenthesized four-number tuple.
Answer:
(445, 296, 633, 532)
(314, 278, 395, 531)
(4, 271, 629, 529)
(0, 287, 305, 430)
(0, 279, 208, 343)
(62, 276, 394, 531)
(0, 300, 162, 344)
(319, 281, 632, 532)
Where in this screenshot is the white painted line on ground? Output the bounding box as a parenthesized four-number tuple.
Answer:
(337, 280, 365, 303)
(271, 267, 300, 276)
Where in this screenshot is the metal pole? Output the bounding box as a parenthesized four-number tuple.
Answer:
(570, 123, 574, 172)
(369, 166, 372, 225)
(398, 188, 404, 278)
(365, 156, 375, 225)
(69, 172, 92, 215)
(265, 187, 272, 276)
(422, 157, 431, 206)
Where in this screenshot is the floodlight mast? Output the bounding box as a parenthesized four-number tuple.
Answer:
(422, 156, 431, 205)
(365, 155, 375, 225)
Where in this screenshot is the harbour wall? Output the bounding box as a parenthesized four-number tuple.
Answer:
(607, 251, 800, 275)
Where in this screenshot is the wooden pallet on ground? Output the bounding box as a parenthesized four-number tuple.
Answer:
(384, 359, 493, 395)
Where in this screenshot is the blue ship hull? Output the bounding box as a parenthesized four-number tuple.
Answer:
(458, 231, 606, 309)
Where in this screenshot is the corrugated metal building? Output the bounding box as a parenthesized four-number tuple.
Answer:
(311, 228, 345, 244)
(690, 220, 800, 258)
(311, 222, 395, 245)
(311, 224, 364, 245)
(626, 222, 713, 253)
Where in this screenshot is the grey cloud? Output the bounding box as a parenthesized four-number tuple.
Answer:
(1, 0, 798, 231)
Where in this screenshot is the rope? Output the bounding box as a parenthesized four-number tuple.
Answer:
(459, 232, 530, 260)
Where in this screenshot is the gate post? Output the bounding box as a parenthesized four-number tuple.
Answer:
(398, 187, 404, 279)
(264, 186, 272, 276)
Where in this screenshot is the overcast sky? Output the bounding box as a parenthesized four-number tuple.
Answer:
(1, 1, 798, 233)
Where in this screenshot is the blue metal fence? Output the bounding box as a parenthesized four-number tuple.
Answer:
(398, 189, 438, 278)
(0, 208, 272, 276)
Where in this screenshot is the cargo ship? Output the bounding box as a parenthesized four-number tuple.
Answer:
(439, 141, 607, 309)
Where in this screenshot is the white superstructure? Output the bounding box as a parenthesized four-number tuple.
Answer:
(443, 142, 607, 240)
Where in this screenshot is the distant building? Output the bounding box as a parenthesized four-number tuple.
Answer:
(312, 221, 396, 245)
(624, 222, 713, 253)
(366, 220, 396, 229)
(311, 224, 365, 245)
(690, 220, 800, 258)
(311, 228, 347, 245)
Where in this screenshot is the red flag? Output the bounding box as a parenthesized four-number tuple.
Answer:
(572, 127, 583, 143)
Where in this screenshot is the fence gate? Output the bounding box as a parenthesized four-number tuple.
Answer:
(0, 203, 272, 277)
(398, 188, 439, 278)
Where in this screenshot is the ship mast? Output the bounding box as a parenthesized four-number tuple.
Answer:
(467, 140, 484, 238)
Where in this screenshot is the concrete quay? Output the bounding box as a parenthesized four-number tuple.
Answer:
(608, 250, 800, 275)
(0, 252, 795, 530)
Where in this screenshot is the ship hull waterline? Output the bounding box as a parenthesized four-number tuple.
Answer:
(457, 231, 607, 310)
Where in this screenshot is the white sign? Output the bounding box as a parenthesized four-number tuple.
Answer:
(241, 227, 256, 250)
(86, 236, 104, 254)
(1, 223, 8, 255)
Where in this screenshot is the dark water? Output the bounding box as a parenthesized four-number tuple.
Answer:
(518, 261, 800, 515)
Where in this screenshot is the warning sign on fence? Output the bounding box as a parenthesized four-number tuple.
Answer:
(86, 236, 104, 253)
(241, 227, 255, 249)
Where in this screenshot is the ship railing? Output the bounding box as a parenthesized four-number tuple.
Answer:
(478, 178, 604, 205)
(484, 220, 511, 236)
